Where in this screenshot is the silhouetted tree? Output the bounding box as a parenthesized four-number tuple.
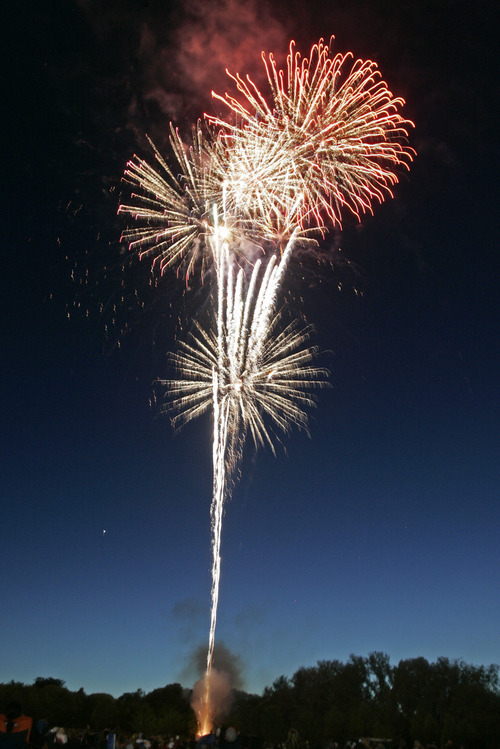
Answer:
(85, 693, 117, 729)
(34, 678, 66, 689)
(145, 684, 194, 735)
(116, 690, 145, 733)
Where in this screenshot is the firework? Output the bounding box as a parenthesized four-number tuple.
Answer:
(118, 123, 227, 281)
(120, 39, 414, 272)
(119, 37, 413, 734)
(209, 37, 414, 236)
(118, 124, 288, 283)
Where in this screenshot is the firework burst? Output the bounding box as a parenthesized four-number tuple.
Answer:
(118, 124, 287, 284)
(209, 37, 414, 235)
(118, 123, 227, 281)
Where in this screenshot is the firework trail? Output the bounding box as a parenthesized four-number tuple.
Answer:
(162, 219, 328, 729)
(119, 37, 413, 733)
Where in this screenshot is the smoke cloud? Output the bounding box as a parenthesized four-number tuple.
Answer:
(172, 597, 209, 644)
(135, 0, 291, 128)
(188, 642, 244, 731)
(189, 641, 245, 690)
(191, 668, 232, 730)
(173, 0, 290, 99)
(75, 0, 291, 149)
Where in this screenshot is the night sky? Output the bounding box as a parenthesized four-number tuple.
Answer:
(2, 0, 499, 698)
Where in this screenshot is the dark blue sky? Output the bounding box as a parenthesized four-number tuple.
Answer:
(2, 0, 499, 697)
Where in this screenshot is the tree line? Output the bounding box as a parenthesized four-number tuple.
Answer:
(1, 654, 499, 749)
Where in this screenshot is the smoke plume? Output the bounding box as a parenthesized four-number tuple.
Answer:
(188, 642, 244, 730)
(191, 668, 232, 730)
(189, 641, 245, 689)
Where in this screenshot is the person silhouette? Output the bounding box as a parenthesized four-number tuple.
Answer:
(0, 702, 33, 749)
